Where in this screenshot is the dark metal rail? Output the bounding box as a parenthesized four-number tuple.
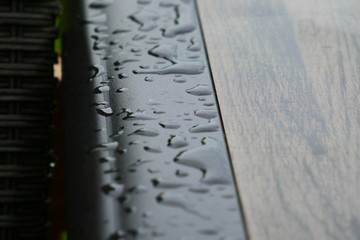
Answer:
(63, 0, 246, 239)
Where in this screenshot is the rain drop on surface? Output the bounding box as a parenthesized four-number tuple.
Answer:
(174, 137, 232, 184)
(186, 84, 213, 96)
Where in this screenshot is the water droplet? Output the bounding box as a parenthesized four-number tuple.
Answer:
(91, 141, 118, 152)
(134, 60, 204, 75)
(188, 186, 210, 194)
(99, 156, 116, 163)
(159, 0, 178, 7)
(117, 148, 127, 154)
(132, 34, 147, 41)
(102, 183, 124, 196)
(222, 194, 235, 199)
(176, 169, 189, 177)
(174, 137, 232, 184)
(156, 192, 207, 218)
(186, 84, 212, 96)
(145, 76, 154, 82)
(189, 122, 220, 133)
(128, 184, 148, 194)
(118, 73, 128, 79)
(112, 28, 131, 34)
(116, 87, 129, 93)
(90, 64, 106, 80)
(93, 85, 110, 93)
(153, 110, 166, 114)
(152, 177, 187, 189)
(109, 39, 121, 45)
(95, 25, 108, 33)
(90, 101, 108, 107)
(204, 102, 215, 107)
(130, 128, 159, 137)
(161, 5, 197, 37)
(148, 168, 160, 174)
(97, 107, 113, 116)
(124, 206, 137, 214)
(149, 44, 177, 63)
(174, 78, 186, 83)
(123, 111, 156, 120)
(89, 0, 113, 9)
(83, 13, 107, 24)
(129, 10, 159, 31)
(194, 109, 217, 120)
(110, 127, 124, 138)
(114, 57, 139, 67)
(159, 121, 181, 129)
(198, 229, 218, 235)
(93, 40, 109, 50)
(137, 0, 152, 4)
(144, 145, 162, 153)
(162, 21, 196, 38)
(168, 135, 188, 148)
(188, 37, 201, 51)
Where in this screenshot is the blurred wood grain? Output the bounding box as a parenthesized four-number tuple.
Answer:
(197, 0, 360, 239)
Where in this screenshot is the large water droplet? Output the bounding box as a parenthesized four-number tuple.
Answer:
(174, 138, 232, 184)
(148, 44, 177, 63)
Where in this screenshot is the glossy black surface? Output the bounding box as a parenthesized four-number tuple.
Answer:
(62, 0, 246, 239)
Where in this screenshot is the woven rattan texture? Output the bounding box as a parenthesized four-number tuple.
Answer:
(0, 1, 59, 239)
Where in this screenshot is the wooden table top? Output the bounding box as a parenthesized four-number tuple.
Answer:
(198, 0, 360, 239)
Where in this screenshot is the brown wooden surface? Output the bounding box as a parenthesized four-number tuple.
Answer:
(197, 0, 360, 239)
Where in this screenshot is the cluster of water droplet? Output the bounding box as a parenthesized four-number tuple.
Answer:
(84, 0, 245, 239)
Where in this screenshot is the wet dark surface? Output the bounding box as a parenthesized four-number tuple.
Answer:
(62, 0, 246, 239)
